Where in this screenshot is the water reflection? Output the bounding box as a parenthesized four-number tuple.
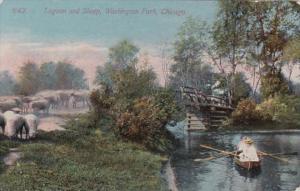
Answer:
(235, 165, 261, 178)
(171, 131, 300, 191)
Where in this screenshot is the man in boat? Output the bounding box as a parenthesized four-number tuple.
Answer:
(236, 137, 260, 163)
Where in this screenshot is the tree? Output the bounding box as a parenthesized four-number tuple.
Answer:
(260, 69, 290, 99)
(170, 17, 210, 90)
(246, 1, 300, 98)
(70, 67, 88, 89)
(55, 61, 87, 89)
(0, 71, 17, 96)
(159, 41, 172, 87)
(17, 61, 41, 95)
(231, 73, 252, 105)
(283, 36, 300, 84)
(211, 0, 249, 105)
(39, 62, 57, 90)
(107, 39, 139, 70)
(95, 40, 139, 89)
(212, 72, 252, 106)
(247, 1, 299, 72)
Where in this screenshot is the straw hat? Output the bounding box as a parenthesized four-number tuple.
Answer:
(244, 137, 253, 144)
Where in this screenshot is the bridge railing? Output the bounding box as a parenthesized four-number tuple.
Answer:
(180, 86, 232, 108)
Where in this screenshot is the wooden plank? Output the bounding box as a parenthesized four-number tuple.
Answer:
(186, 127, 206, 131)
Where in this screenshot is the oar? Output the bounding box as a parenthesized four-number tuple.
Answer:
(194, 153, 231, 162)
(258, 151, 290, 163)
(199, 144, 238, 157)
(269, 152, 298, 156)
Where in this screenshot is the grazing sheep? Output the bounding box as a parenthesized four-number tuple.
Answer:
(24, 114, 39, 138)
(0, 113, 5, 133)
(0, 100, 18, 112)
(58, 91, 71, 108)
(36, 91, 60, 109)
(30, 99, 50, 114)
(22, 96, 41, 113)
(44, 95, 60, 109)
(70, 90, 90, 108)
(70, 94, 77, 108)
(3, 111, 28, 139)
(22, 96, 32, 113)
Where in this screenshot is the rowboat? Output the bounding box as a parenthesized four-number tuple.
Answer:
(234, 137, 261, 170)
(234, 155, 261, 170)
(198, 138, 294, 171)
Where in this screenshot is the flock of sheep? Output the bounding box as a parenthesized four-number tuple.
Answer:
(0, 89, 90, 140)
(0, 111, 38, 139)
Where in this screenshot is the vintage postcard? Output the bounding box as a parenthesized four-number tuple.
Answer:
(0, 0, 300, 190)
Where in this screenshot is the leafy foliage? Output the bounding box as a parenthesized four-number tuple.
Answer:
(170, 17, 214, 91)
(16, 61, 88, 95)
(17, 62, 41, 95)
(54, 61, 87, 90)
(216, 73, 252, 106)
(260, 70, 290, 99)
(39, 62, 57, 90)
(283, 36, 300, 62)
(94, 40, 139, 87)
(0, 71, 17, 96)
(257, 95, 300, 126)
(92, 40, 178, 151)
(231, 99, 272, 125)
(116, 94, 176, 152)
(231, 73, 252, 106)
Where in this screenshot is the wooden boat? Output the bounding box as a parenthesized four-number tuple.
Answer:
(234, 156, 261, 170)
(234, 137, 261, 170)
(199, 142, 293, 171)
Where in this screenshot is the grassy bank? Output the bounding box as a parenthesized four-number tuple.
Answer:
(0, 115, 167, 191)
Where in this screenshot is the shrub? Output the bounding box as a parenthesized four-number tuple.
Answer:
(231, 99, 271, 125)
(257, 95, 300, 126)
(256, 96, 287, 118)
(260, 70, 290, 100)
(89, 87, 115, 119)
(116, 96, 176, 152)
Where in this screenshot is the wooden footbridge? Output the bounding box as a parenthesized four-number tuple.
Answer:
(180, 86, 234, 130)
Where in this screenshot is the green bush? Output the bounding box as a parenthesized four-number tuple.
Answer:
(257, 95, 300, 126)
(260, 70, 290, 100)
(116, 95, 176, 152)
(90, 87, 115, 117)
(231, 99, 272, 125)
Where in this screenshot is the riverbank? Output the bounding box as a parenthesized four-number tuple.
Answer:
(0, 114, 168, 190)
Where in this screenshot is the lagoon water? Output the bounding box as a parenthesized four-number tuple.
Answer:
(170, 128, 300, 191)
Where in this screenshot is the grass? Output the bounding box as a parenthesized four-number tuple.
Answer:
(0, 114, 167, 191)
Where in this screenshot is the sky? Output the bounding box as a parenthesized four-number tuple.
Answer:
(0, 0, 218, 85)
(0, 0, 299, 85)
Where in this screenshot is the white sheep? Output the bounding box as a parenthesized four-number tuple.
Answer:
(24, 114, 39, 138)
(0, 100, 18, 112)
(3, 111, 28, 139)
(30, 99, 50, 114)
